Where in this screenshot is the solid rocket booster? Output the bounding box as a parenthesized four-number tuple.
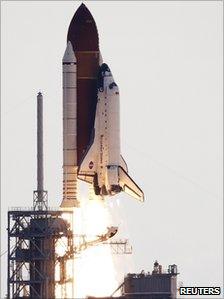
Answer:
(61, 41, 79, 208)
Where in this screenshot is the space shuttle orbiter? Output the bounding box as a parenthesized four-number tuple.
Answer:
(78, 63, 144, 202)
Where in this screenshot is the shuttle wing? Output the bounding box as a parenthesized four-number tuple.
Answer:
(78, 99, 100, 184)
(120, 155, 128, 173)
(78, 173, 94, 184)
(78, 134, 97, 184)
(118, 166, 144, 202)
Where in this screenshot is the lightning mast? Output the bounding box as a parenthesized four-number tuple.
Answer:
(33, 92, 48, 210)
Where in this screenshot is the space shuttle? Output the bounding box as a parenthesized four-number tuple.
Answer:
(61, 4, 144, 208)
(78, 63, 144, 202)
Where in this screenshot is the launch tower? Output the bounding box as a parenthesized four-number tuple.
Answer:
(7, 93, 74, 299)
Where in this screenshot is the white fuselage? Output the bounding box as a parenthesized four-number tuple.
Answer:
(94, 70, 121, 194)
(78, 63, 144, 201)
(61, 44, 144, 204)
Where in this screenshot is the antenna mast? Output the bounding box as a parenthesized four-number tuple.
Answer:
(33, 92, 48, 210)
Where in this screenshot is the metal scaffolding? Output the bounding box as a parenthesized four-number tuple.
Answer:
(7, 209, 74, 299)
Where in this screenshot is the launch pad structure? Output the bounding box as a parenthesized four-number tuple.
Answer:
(6, 90, 132, 299)
(7, 208, 74, 299)
(7, 92, 74, 299)
(88, 262, 179, 299)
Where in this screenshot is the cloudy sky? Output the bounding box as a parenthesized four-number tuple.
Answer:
(1, 1, 223, 298)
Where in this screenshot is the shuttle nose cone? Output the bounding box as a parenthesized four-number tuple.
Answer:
(97, 63, 118, 92)
(98, 63, 112, 90)
(100, 63, 111, 74)
(67, 3, 99, 51)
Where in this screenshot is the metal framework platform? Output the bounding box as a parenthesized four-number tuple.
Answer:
(7, 208, 74, 299)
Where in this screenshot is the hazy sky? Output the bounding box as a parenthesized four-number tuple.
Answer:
(1, 1, 223, 298)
